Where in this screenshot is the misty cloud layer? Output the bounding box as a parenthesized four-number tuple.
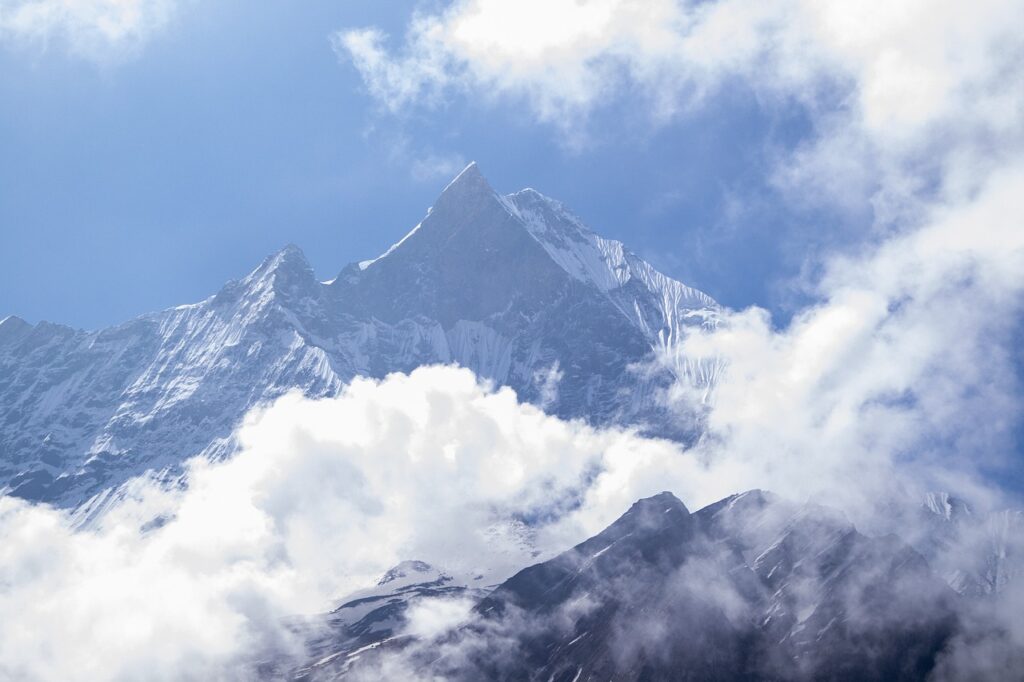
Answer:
(0, 357, 1020, 679)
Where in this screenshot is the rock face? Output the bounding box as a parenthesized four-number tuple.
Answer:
(0, 163, 719, 509)
(326, 491, 963, 682)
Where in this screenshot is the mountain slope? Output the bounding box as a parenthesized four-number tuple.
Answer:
(0, 163, 720, 508)
(328, 491, 962, 681)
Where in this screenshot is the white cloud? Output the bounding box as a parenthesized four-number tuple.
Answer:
(0, 366, 709, 681)
(404, 596, 476, 640)
(0, 0, 176, 59)
(336, 0, 1024, 205)
(667, 160, 1024, 521)
(336, 0, 1022, 131)
(15, 358, 988, 678)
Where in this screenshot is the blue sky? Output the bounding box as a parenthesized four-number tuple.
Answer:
(0, 0, 852, 330)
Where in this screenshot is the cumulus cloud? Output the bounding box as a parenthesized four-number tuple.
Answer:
(0, 357, 1018, 677)
(0, 366, 715, 681)
(668, 161, 1024, 518)
(0, 0, 177, 59)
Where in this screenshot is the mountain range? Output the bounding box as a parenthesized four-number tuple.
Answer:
(0, 163, 719, 510)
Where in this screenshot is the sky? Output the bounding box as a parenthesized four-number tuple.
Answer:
(1, 0, 848, 330)
(1, 2, 1024, 678)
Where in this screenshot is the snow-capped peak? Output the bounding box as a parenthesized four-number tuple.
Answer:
(432, 160, 496, 209)
(0, 163, 720, 508)
(442, 160, 485, 192)
(0, 315, 29, 331)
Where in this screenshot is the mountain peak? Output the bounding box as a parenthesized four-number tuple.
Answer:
(626, 491, 690, 519)
(378, 560, 435, 585)
(0, 315, 33, 345)
(434, 161, 495, 210)
(444, 160, 484, 188)
(592, 491, 691, 545)
(254, 243, 313, 278)
(213, 243, 317, 308)
(0, 315, 29, 330)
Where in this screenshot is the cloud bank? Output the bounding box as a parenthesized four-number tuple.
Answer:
(0, 367, 699, 681)
(1, 355, 1018, 679)
(672, 161, 1024, 518)
(335, 0, 1023, 141)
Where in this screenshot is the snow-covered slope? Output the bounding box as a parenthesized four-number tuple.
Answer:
(0, 162, 720, 509)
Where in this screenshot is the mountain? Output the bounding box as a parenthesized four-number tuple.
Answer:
(303, 490, 968, 681)
(0, 163, 720, 510)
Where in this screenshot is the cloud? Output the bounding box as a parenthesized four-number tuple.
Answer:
(0, 366, 706, 681)
(0, 0, 177, 59)
(335, 1, 1022, 134)
(0, 357, 1018, 678)
(333, 0, 697, 136)
(15, 358, 997, 678)
(335, 0, 1024, 211)
(668, 159, 1024, 519)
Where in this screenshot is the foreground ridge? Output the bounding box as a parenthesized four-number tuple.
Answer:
(290, 489, 1021, 681)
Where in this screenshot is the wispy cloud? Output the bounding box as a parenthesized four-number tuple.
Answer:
(335, 0, 1024, 207)
(334, 1, 1022, 134)
(0, 0, 177, 59)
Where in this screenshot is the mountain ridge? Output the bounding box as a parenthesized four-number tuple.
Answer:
(295, 489, 974, 681)
(0, 164, 720, 509)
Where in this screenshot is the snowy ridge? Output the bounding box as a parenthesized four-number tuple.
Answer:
(358, 221, 423, 271)
(504, 188, 716, 311)
(0, 163, 720, 508)
(502, 187, 721, 385)
(501, 189, 634, 293)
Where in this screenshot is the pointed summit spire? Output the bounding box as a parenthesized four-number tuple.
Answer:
(433, 161, 495, 211)
(444, 160, 484, 188)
